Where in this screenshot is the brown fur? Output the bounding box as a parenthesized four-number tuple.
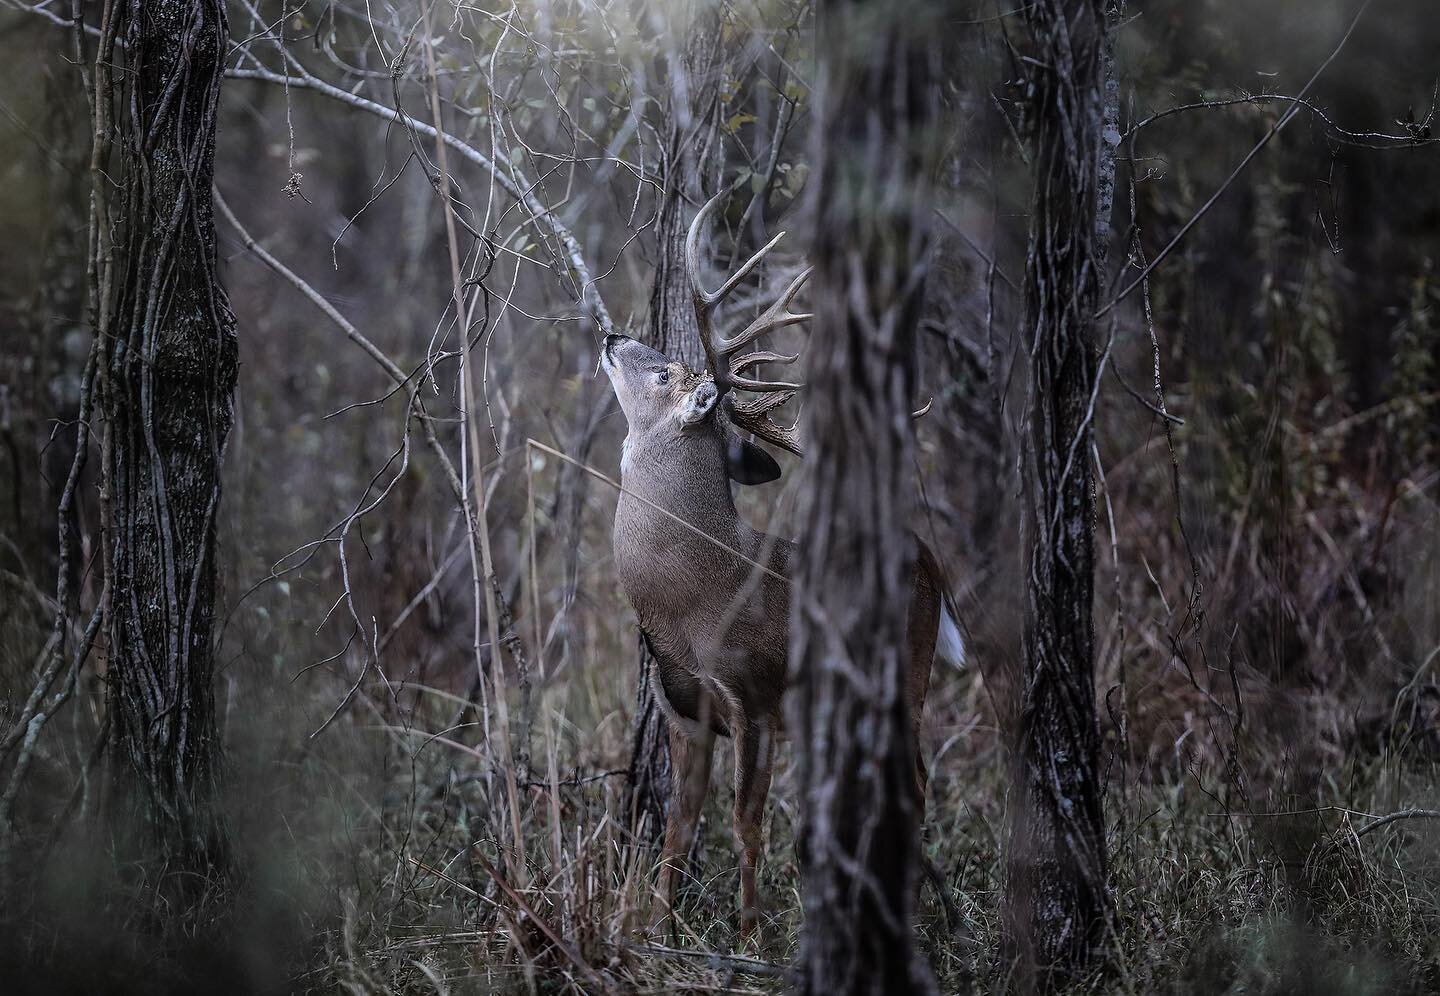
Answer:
(600, 333, 942, 932)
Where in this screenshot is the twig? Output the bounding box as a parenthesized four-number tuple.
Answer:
(1354, 809, 1440, 838)
(1124, 90, 1439, 150)
(624, 941, 786, 978)
(1110, 363, 1184, 425)
(518, 768, 628, 789)
(418, 2, 526, 890)
(1206, 805, 1382, 820)
(408, 855, 487, 901)
(224, 65, 613, 335)
(215, 190, 407, 384)
(935, 208, 1019, 291)
(1097, 0, 1375, 317)
(464, 848, 610, 991)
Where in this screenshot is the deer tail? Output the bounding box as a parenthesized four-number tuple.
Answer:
(936, 592, 967, 671)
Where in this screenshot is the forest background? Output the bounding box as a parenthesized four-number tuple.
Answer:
(1, 0, 1439, 992)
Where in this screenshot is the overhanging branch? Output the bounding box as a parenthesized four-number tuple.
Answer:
(224, 65, 614, 336)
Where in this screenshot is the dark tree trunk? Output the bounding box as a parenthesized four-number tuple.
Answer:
(645, 18, 717, 376)
(625, 0, 721, 846)
(101, 0, 237, 877)
(791, 1, 938, 992)
(1002, 0, 1112, 988)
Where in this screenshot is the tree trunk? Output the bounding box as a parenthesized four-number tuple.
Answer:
(790, 1, 939, 992)
(101, 0, 238, 879)
(625, 0, 721, 846)
(1002, 0, 1112, 988)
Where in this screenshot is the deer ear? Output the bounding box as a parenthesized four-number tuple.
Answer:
(725, 435, 782, 485)
(678, 381, 718, 426)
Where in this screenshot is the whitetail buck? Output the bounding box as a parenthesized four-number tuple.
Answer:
(599, 190, 963, 934)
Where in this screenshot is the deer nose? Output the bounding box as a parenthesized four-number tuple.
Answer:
(602, 333, 630, 360)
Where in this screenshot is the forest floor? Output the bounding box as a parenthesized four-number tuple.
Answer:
(6, 648, 1438, 995)
(8, 543, 1440, 996)
(265, 659, 1440, 995)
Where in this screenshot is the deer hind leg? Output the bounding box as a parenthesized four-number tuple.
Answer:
(731, 716, 775, 937)
(656, 718, 714, 930)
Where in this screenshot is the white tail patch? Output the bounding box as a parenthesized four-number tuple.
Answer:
(937, 601, 967, 670)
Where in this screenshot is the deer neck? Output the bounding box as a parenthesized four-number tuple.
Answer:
(613, 426, 753, 643)
(617, 424, 739, 540)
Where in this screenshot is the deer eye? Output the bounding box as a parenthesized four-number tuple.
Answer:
(653, 369, 670, 385)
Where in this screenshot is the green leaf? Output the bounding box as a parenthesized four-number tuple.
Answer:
(725, 112, 757, 135)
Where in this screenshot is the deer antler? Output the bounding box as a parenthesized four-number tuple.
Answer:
(686, 187, 813, 456)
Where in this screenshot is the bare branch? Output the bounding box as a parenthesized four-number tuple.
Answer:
(1097, 0, 1377, 318)
(225, 65, 614, 336)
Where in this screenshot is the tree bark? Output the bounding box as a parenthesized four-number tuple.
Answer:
(791, 1, 939, 992)
(1002, 0, 1112, 988)
(625, 0, 722, 846)
(101, 0, 238, 878)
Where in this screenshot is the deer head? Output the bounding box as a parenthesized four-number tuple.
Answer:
(600, 187, 812, 486)
(600, 333, 783, 487)
(600, 334, 721, 440)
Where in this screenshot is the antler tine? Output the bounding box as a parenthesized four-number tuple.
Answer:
(711, 231, 789, 307)
(684, 184, 811, 456)
(686, 189, 788, 310)
(731, 350, 800, 375)
(729, 367, 803, 393)
(718, 265, 815, 355)
(687, 188, 797, 382)
(731, 391, 796, 417)
(685, 188, 724, 309)
(730, 392, 803, 455)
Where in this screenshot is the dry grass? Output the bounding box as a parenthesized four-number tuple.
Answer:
(7, 385, 1440, 994)
(168, 615, 1436, 995)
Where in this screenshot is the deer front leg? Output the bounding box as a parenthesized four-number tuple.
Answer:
(655, 720, 714, 931)
(731, 716, 775, 937)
